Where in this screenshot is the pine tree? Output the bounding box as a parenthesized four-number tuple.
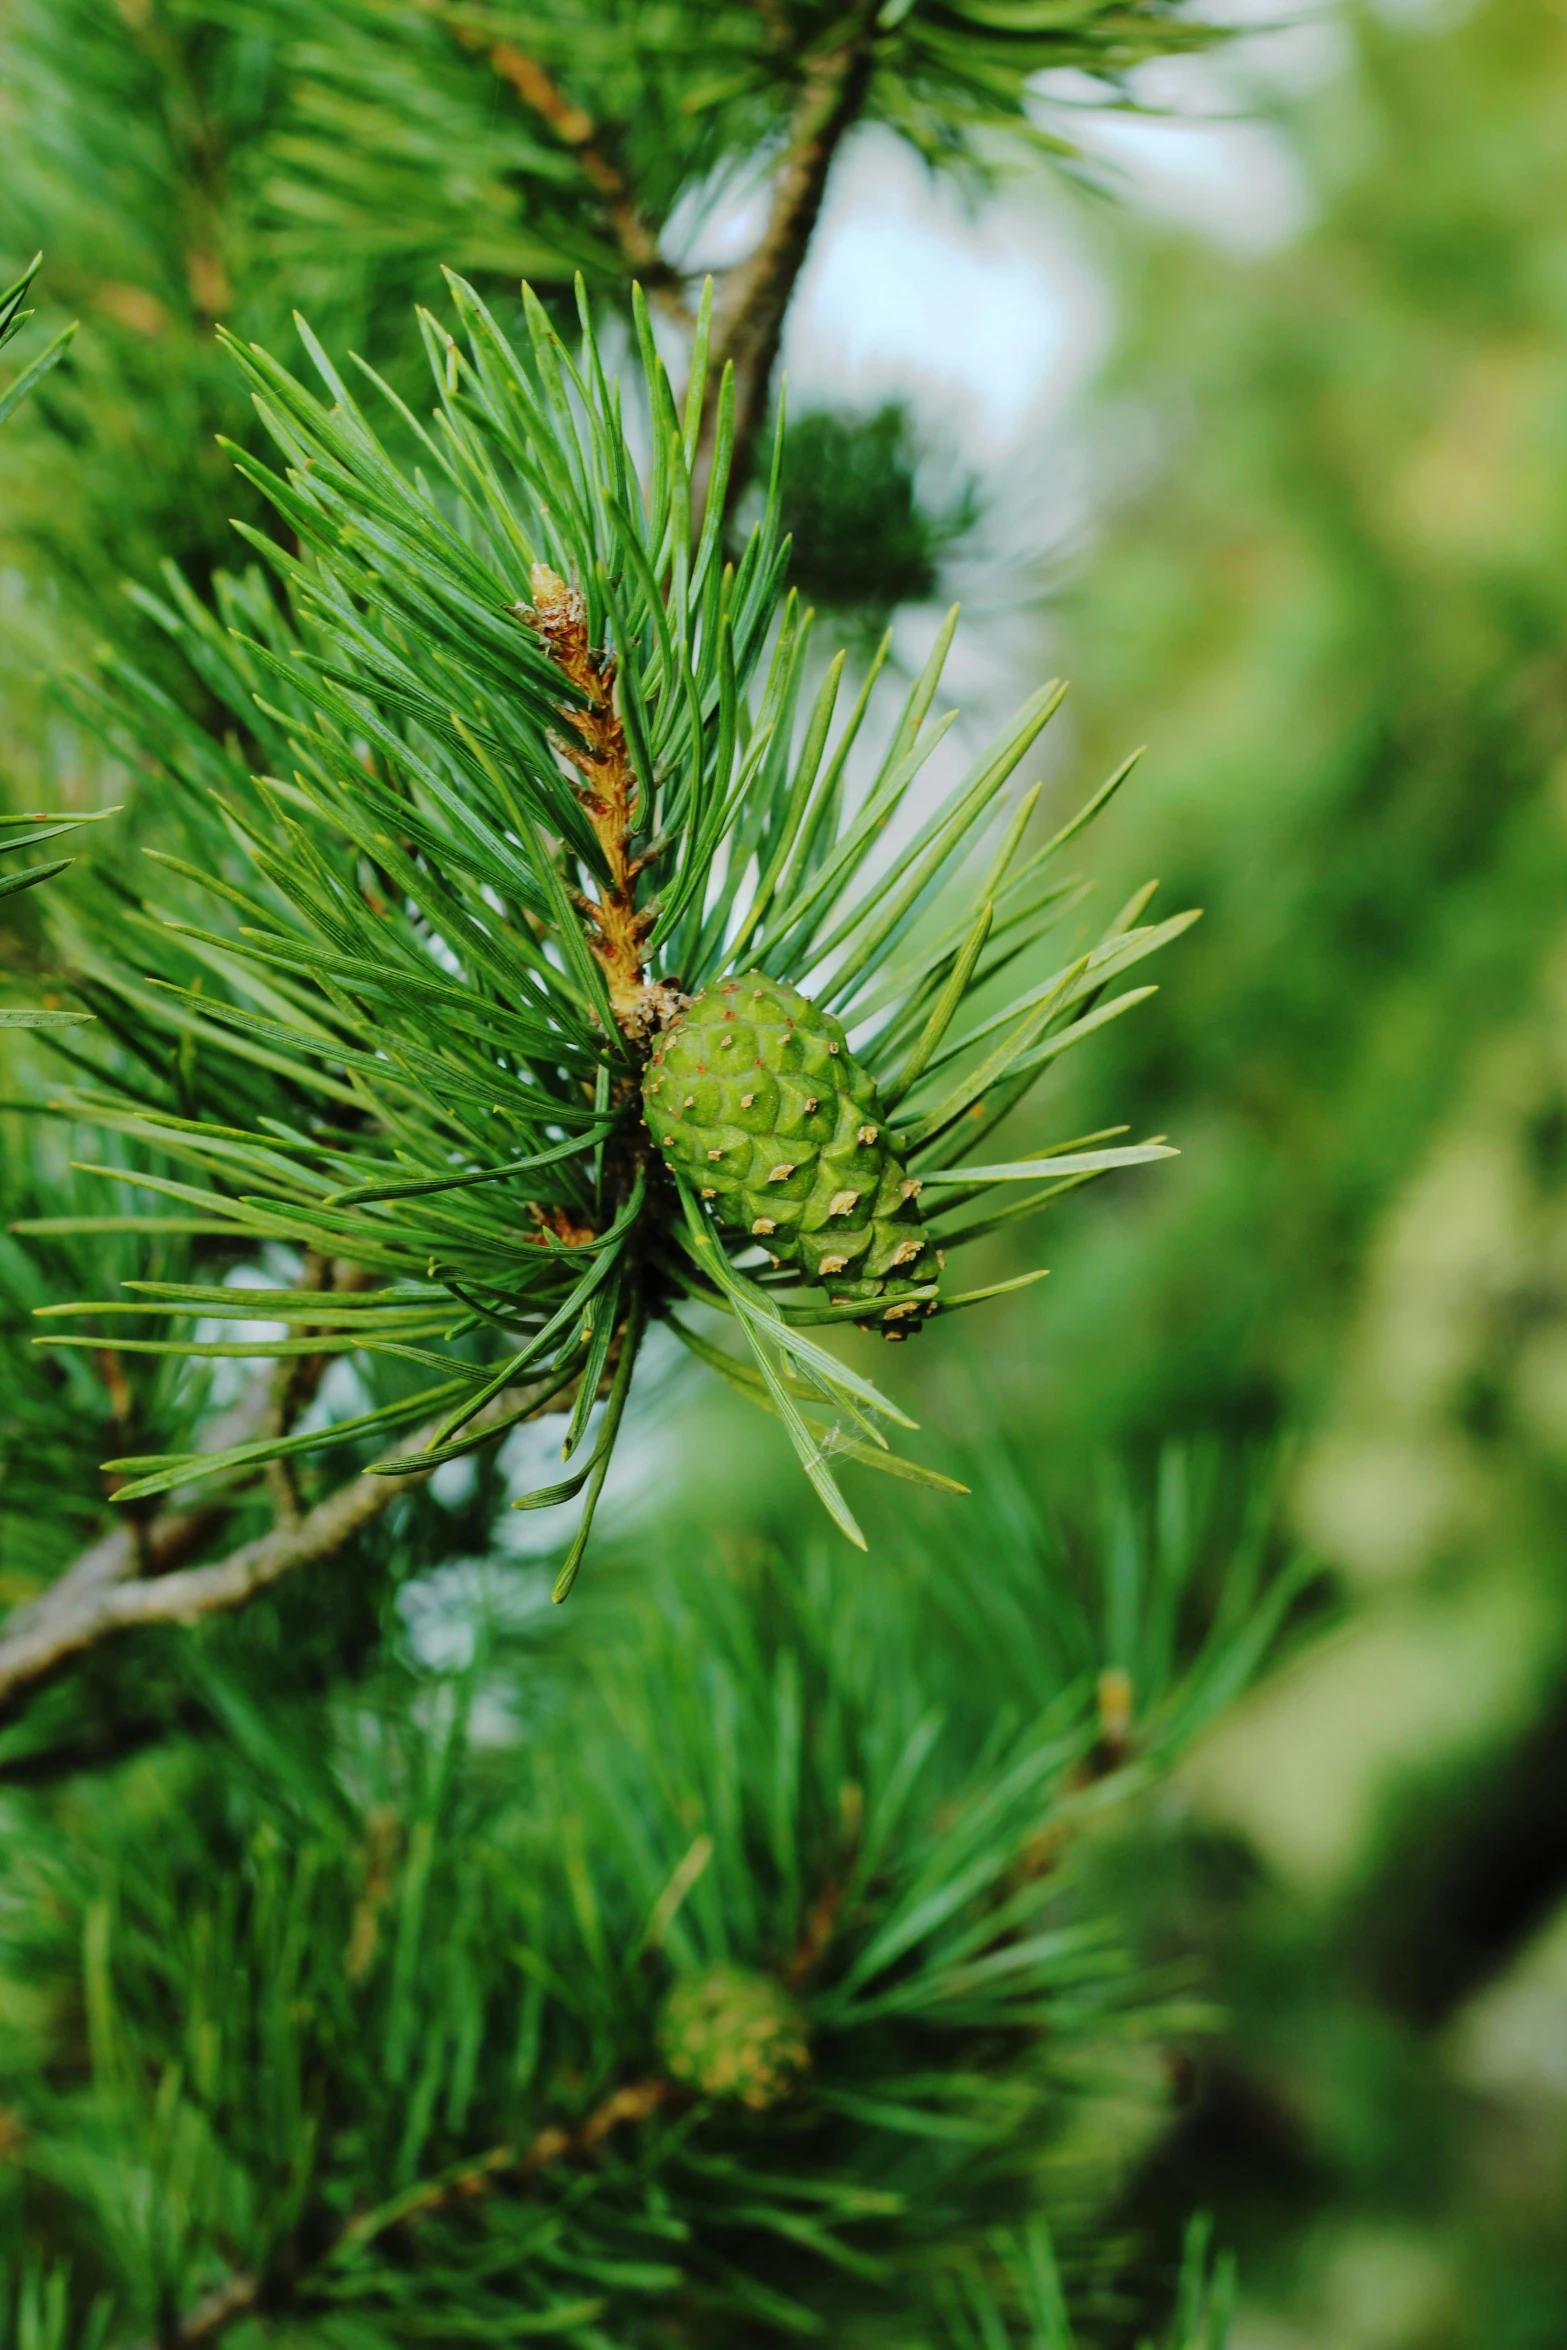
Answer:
(0, 4, 1314, 2339)
(0, 275, 1283, 2344)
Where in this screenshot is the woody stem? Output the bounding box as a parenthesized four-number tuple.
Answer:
(696, 4, 880, 518)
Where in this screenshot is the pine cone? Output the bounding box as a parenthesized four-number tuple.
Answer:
(642, 974, 928, 1318)
(656, 1964, 810, 2110)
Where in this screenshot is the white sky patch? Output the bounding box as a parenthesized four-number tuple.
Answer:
(641, 9, 1341, 909)
(396, 1334, 700, 1675)
(775, 8, 1336, 459)
(397, 1556, 553, 1676)
(291, 1353, 373, 1437)
(750, 25, 1329, 838)
(781, 129, 1110, 460)
(1042, 44, 1318, 258)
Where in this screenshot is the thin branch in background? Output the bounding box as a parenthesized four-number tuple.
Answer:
(0, 1362, 284, 1696)
(698, 5, 880, 514)
(466, 27, 689, 312)
(134, 2079, 676, 2350)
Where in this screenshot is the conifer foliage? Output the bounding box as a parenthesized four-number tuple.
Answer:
(29, 279, 1190, 1620)
(0, 257, 74, 433)
(0, 0, 1224, 619)
(0, 259, 107, 1033)
(0, 1459, 1283, 2346)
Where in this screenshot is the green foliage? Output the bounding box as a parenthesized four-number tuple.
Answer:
(0, 0, 276, 620)
(0, 258, 107, 1036)
(936, 2217, 1231, 2349)
(0, 256, 75, 433)
(0, 3, 1322, 2340)
(0, 1136, 212, 1594)
(0, 1453, 1288, 2344)
(1024, 0, 1567, 1460)
(0, 810, 117, 1031)
(779, 404, 975, 622)
(32, 281, 1185, 1570)
(0, 817, 106, 961)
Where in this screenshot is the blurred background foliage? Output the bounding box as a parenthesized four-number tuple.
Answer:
(3, 0, 1567, 2341)
(1007, 1, 1567, 2340)
(778, 400, 978, 630)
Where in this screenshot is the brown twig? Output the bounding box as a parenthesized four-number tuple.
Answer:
(697, 5, 880, 516)
(0, 1450, 408, 1710)
(490, 44, 659, 273)
(0, 1382, 547, 1718)
(154, 2272, 261, 2350)
(134, 2077, 674, 2350)
(111, 0, 231, 326)
(0, 1258, 379, 1711)
(461, 7, 880, 517)
(787, 1779, 864, 1987)
(1015, 1676, 1144, 1883)
(0, 1363, 282, 1699)
(472, 6, 881, 516)
(461, 29, 685, 312)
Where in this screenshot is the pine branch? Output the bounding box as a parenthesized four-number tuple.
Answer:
(0, 1361, 279, 1679)
(21, 277, 1187, 1604)
(0, 1445, 1293, 2339)
(130, 2079, 676, 2350)
(0, 1250, 396, 1710)
(0, 0, 1229, 626)
(0, 1457, 397, 1709)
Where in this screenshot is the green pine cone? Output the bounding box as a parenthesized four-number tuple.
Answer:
(642, 974, 930, 1315)
(656, 1964, 810, 2110)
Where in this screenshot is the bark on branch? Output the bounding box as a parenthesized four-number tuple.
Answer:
(0, 1384, 539, 1717)
(524, 565, 684, 1047)
(133, 2078, 674, 2350)
(698, 5, 880, 515)
(463, 8, 882, 516)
